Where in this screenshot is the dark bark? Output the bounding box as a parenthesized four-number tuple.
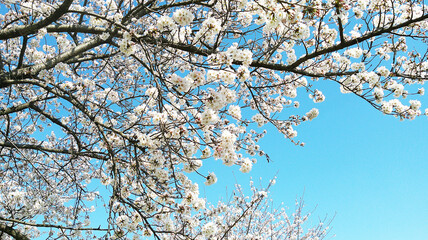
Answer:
(0, 223, 30, 240)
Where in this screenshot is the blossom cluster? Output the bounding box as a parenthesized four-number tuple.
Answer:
(173, 9, 194, 26)
(194, 17, 222, 44)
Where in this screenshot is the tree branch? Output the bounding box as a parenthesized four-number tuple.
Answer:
(0, 36, 106, 87)
(0, 141, 108, 160)
(28, 102, 83, 151)
(46, 24, 108, 34)
(0, 95, 54, 116)
(287, 13, 428, 70)
(17, 35, 28, 69)
(0, 216, 108, 232)
(0, 0, 73, 40)
(336, 7, 345, 43)
(0, 222, 30, 240)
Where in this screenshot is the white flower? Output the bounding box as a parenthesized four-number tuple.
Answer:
(183, 159, 202, 173)
(240, 158, 252, 173)
(100, 32, 110, 41)
(294, 22, 310, 40)
(365, 71, 380, 87)
(311, 90, 325, 103)
(95, 115, 104, 124)
(285, 127, 297, 138)
(121, 186, 131, 198)
(252, 113, 266, 127)
(391, 83, 404, 97)
(345, 48, 363, 58)
(188, 71, 205, 86)
(358, 0, 369, 9)
(116, 215, 129, 228)
(106, 88, 119, 102)
(205, 172, 217, 186)
(381, 101, 393, 114)
(4, 0, 17, 4)
(89, 16, 106, 27)
(134, 104, 146, 114)
(201, 147, 211, 158)
(294, 101, 300, 108)
(287, 50, 297, 64)
(157, 16, 176, 32)
(112, 202, 124, 213)
(193, 198, 206, 210)
(373, 87, 384, 102)
(238, 12, 252, 27)
(409, 100, 421, 110)
(118, 39, 135, 56)
(173, 9, 194, 26)
(221, 130, 236, 145)
(306, 108, 319, 120)
(200, 108, 219, 125)
(220, 70, 236, 84)
(237, 66, 250, 81)
(226, 43, 253, 66)
(151, 111, 168, 124)
(202, 222, 218, 237)
(351, 62, 365, 71)
(377, 66, 390, 77)
(195, 17, 222, 44)
(228, 105, 241, 119)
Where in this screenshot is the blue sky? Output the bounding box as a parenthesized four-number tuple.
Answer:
(200, 79, 428, 240)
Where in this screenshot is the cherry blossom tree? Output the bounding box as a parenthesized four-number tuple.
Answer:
(0, 0, 427, 239)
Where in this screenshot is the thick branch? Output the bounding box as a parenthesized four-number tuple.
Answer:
(17, 36, 28, 69)
(137, 13, 428, 76)
(0, 216, 108, 232)
(336, 7, 345, 43)
(0, 223, 30, 240)
(249, 61, 356, 77)
(141, 36, 354, 77)
(0, 36, 105, 87)
(66, 52, 118, 64)
(0, 0, 73, 40)
(0, 95, 54, 116)
(0, 141, 108, 160)
(46, 24, 108, 34)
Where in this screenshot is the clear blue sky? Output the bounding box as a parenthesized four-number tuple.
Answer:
(200, 80, 428, 240)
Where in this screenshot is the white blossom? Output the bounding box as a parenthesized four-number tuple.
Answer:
(240, 158, 253, 173)
(173, 9, 194, 26)
(205, 172, 217, 186)
(306, 108, 319, 120)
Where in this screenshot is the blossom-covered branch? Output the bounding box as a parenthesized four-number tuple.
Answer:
(0, 0, 427, 239)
